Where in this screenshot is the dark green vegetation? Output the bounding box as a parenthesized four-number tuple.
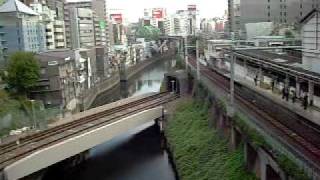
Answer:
(2, 52, 40, 95)
(166, 101, 256, 180)
(136, 25, 161, 41)
(175, 55, 185, 70)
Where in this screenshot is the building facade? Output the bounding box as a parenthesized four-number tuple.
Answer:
(301, 9, 320, 73)
(30, 1, 66, 50)
(228, 0, 320, 39)
(31, 50, 78, 111)
(64, 0, 109, 50)
(0, 0, 46, 60)
(167, 5, 198, 36)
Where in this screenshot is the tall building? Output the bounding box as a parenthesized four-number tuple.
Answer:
(228, 0, 320, 39)
(167, 5, 198, 36)
(68, 7, 95, 48)
(110, 9, 127, 45)
(64, 0, 109, 49)
(143, 8, 167, 34)
(30, 1, 66, 49)
(0, 0, 46, 58)
(46, 0, 64, 20)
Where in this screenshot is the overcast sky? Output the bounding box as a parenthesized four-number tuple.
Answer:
(67, 0, 227, 22)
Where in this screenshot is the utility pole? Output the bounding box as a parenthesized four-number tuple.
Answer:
(184, 36, 188, 71)
(30, 100, 36, 129)
(196, 38, 200, 81)
(229, 48, 235, 116)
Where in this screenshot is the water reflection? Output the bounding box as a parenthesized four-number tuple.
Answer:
(91, 59, 175, 107)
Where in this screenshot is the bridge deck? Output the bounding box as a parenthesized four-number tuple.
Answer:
(0, 92, 179, 178)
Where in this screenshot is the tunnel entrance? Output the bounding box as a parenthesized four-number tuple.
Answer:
(266, 165, 281, 180)
(166, 76, 180, 94)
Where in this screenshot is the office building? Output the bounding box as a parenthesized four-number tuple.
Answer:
(167, 5, 198, 36)
(228, 0, 320, 39)
(64, 0, 109, 49)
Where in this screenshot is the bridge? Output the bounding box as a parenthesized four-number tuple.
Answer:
(0, 92, 179, 180)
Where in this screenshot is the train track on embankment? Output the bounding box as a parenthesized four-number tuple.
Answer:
(188, 57, 320, 172)
(0, 92, 179, 170)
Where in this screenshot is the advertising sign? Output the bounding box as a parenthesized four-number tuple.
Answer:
(110, 13, 123, 24)
(152, 9, 163, 19)
(188, 5, 197, 11)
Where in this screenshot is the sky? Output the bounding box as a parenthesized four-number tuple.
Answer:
(67, 0, 227, 22)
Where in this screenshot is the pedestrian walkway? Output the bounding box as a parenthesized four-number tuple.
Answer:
(235, 74, 320, 127)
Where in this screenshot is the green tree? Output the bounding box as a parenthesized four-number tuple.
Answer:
(285, 30, 294, 38)
(3, 52, 40, 95)
(136, 25, 161, 41)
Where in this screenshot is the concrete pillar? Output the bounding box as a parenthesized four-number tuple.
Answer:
(308, 81, 314, 106)
(119, 53, 127, 82)
(284, 74, 290, 90)
(230, 125, 241, 150)
(260, 158, 267, 180)
(296, 77, 301, 98)
(258, 66, 264, 85)
(243, 60, 248, 80)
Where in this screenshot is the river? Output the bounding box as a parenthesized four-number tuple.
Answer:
(43, 58, 177, 180)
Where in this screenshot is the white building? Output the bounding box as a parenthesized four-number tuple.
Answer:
(167, 5, 198, 36)
(143, 8, 167, 34)
(0, 0, 46, 57)
(301, 9, 320, 73)
(29, 1, 66, 50)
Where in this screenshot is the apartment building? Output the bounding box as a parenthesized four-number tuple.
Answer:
(30, 1, 66, 50)
(0, 0, 46, 58)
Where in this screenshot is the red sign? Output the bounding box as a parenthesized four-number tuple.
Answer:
(152, 9, 163, 19)
(110, 13, 123, 24)
(188, 5, 197, 11)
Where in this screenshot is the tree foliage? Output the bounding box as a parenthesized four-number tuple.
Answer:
(3, 52, 40, 95)
(136, 25, 161, 41)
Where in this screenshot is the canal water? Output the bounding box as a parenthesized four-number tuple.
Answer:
(43, 58, 177, 180)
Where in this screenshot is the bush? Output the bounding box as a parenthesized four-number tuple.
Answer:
(166, 101, 256, 180)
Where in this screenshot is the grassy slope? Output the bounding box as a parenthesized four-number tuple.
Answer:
(166, 101, 256, 180)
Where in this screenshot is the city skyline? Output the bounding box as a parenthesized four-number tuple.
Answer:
(67, 0, 227, 22)
(110, 0, 228, 22)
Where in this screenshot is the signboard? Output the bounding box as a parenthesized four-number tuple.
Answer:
(152, 8, 164, 19)
(99, 21, 106, 29)
(110, 13, 123, 24)
(188, 5, 197, 11)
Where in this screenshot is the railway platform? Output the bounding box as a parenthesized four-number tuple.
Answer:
(235, 75, 320, 127)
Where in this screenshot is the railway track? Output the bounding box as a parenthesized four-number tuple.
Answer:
(188, 57, 320, 170)
(0, 92, 179, 170)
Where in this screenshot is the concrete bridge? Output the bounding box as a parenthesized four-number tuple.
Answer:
(0, 93, 178, 180)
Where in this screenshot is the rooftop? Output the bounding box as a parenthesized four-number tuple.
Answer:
(36, 49, 75, 65)
(0, 0, 38, 15)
